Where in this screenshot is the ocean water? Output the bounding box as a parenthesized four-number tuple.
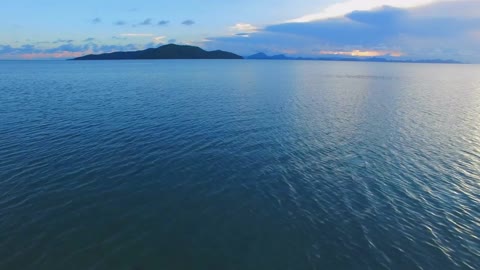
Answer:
(0, 60, 479, 270)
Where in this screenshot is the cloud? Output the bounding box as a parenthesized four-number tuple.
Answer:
(168, 39, 176, 44)
(139, 18, 152, 25)
(235, 33, 252, 37)
(92, 17, 101, 24)
(346, 6, 407, 25)
(288, 0, 437, 23)
(230, 23, 259, 33)
(318, 49, 403, 57)
(182, 20, 195, 26)
(91, 44, 138, 52)
(53, 39, 74, 44)
(19, 51, 88, 59)
(84, 38, 95, 42)
(0, 42, 142, 59)
(411, 0, 480, 18)
(158, 20, 169, 26)
(205, 1, 480, 61)
(0, 44, 40, 54)
(153, 36, 166, 43)
(114, 20, 127, 26)
(44, 43, 87, 54)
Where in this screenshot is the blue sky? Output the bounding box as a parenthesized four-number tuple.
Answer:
(1, 0, 479, 61)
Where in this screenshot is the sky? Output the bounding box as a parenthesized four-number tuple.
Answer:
(1, 0, 479, 61)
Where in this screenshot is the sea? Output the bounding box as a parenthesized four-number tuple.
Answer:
(0, 60, 479, 270)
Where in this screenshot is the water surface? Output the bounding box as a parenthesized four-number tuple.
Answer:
(0, 60, 479, 269)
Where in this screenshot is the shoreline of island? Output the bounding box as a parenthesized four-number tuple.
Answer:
(71, 44, 462, 64)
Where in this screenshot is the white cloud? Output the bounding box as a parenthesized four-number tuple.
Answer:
(230, 23, 259, 33)
(153, 36, 166, 43)
(288, 0, 439, 22)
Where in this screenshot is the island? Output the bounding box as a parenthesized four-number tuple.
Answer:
(72, 44, 461, 64)
(73, 44, 243, 60)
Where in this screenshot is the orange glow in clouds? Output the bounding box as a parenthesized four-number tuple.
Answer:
(318, 50, 403, 57)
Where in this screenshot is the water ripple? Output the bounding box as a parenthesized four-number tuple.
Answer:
(0, 60, 479, 270)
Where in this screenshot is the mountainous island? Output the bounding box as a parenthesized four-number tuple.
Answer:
(73, 44, 243, 60)
(73, 44, 461, 64)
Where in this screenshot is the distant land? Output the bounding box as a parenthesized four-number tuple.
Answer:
(246, 52, 462, 64)
(72, 44, 461, 64)
(73, 44, 243, 60)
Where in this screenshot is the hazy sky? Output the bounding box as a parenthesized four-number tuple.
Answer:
(1, 0, 479, 61)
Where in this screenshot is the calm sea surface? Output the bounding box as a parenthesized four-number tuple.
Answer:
(0, 60, 479, 270)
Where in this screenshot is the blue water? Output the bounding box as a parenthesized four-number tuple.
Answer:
(0, 60, 479, 270)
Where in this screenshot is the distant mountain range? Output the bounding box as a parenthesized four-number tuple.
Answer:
(246, 52, 462, 64)
(72, 45, 461, 64)
(246, 53, 289, 60)
(73, 44, 243, 60)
